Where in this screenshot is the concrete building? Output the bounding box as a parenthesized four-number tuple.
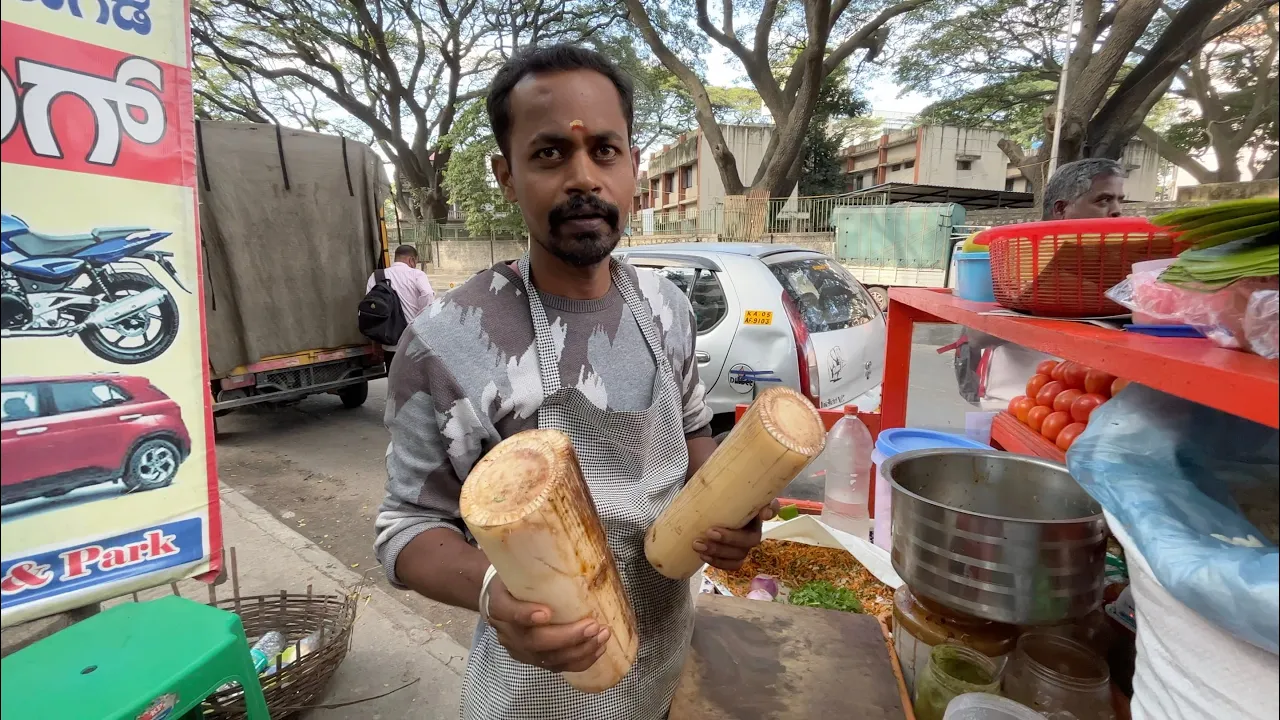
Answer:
(633, 124, 792, 230)
(844, 125, 1163, 202)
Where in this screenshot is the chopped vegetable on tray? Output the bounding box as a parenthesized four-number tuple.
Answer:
(703, 539, 894, 621)
(789, 580, 863, 613)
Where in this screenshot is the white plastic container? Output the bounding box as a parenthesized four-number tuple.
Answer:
(871, 429, 993, 551)
(812, 415, 873, 540)
(943, 693, 1042, 720)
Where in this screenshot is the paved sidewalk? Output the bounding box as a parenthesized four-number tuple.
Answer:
(113, 486, 469, 719)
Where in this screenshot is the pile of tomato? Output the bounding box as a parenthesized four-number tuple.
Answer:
(1007, 360, 1131, 452)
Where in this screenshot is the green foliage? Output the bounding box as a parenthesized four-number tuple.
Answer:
(441, 102, 527, 238)
(800, 64, 868, 197)
(789, 580, 863, 613)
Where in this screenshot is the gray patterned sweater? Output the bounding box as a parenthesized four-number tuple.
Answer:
(374, 261, 713, 585)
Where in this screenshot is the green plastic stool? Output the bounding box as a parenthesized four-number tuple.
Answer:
(1, 595, 270, 720)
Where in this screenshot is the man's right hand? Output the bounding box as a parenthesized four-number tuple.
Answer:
(486, 577, 611, 673)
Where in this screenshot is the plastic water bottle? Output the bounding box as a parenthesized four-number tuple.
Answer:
(249, 631, 286, 673)
(816, 414, 874, 539)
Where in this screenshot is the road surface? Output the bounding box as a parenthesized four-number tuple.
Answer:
(215, 325, 971, 647)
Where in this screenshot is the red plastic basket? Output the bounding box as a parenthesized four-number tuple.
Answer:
(977, 218, 1185, 317)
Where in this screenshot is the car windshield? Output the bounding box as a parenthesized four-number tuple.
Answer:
(768, 257, 875, 333)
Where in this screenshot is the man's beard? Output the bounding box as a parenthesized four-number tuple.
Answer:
(541, 194, 623, 267)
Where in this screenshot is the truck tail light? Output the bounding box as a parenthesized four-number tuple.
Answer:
(780, 290, 820, 406)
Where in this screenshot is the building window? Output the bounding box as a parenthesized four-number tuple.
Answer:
(904, 159, 915, 169)
(681, 165, 693, 189)
(957, 159, 973, 171)
(854, 173, 865, 190)
(1005, 177, 1016, 191)
(890, 163, 902, 172)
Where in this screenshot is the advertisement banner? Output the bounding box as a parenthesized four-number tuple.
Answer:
(1, 1, 219, 626)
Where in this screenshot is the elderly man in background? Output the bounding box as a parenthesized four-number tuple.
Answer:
(955, 159, 1127, 409)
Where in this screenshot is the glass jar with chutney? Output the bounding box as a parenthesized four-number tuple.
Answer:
(913, 643, 1002, 720)
(893, 585, 1019, 694)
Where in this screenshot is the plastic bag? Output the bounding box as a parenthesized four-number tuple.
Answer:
(1106, 271, 1279, 352)
(1245, 289, 1278, 359)
(1065, 383, 1279, 654)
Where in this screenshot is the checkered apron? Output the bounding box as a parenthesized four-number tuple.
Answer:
(458, 257, 693, 720)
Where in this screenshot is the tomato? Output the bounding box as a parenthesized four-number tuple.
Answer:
(1036, 360, 1060, 377)
(1111, 377, 1131, 396)
(1071, 393, 1108, 424)
(1008, 395, 1028, 415)
(1036, 381, 1066, 407)
(1026, 373, 1051, 398)
(1050, 361, 1071, 382)
(1026, 405, 1052, 432)
(1041, 411, 1071, 442)
(1011, 396, 1037, 423)
(1057, 423, 1087, 451)
(1085, 369, 1117, 396)
(1061, 363, 1089, 390)
(1053, 389, 1084, 413)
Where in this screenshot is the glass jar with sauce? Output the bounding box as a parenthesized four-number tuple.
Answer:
(893, 585, 1019, 694)
(913, 643, 1002, 720)
(1002, 630, 1116, 720)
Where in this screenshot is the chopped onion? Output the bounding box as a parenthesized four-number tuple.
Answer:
(747, 574, 779, 601)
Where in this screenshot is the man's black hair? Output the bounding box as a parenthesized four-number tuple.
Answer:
(394, 244, 418, 259)
(486, 44, 634, 158)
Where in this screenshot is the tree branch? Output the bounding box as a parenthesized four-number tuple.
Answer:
(1137, 124, 1217, 183)
(622, 0, 745, 194)
(824, 0, 934, 74)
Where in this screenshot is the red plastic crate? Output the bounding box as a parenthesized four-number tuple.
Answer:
(977, 218, 1184, 317)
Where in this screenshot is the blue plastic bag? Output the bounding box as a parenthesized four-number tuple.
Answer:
(1066, 383, 1279, 654)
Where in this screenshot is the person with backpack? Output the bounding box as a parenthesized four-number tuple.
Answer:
(360, 244, 435, 368)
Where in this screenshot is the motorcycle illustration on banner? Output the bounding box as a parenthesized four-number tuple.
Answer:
(1, 213, 186, 364)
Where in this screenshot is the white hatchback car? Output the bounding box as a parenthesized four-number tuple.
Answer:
(616, 243, 886, 434)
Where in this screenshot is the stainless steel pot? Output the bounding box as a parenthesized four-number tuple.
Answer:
(883, 448, 1107, 625)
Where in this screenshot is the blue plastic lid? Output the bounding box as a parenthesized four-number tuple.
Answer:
(953, 250, 990, 259)
(875, 428, 991, 457)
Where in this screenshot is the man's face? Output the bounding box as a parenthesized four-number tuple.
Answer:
(492, 69, 638, 267)
(1057, 174, 1126, 220)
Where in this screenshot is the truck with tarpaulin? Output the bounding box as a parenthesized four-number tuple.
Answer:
(196, 121, 390, 414)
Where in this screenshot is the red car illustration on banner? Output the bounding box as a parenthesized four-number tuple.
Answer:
(1, 374, 190, 506)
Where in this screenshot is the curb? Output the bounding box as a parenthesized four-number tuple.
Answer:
(219, 485, 469, 675)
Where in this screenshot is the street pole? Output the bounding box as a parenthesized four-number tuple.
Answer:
(1047, 0, 1079, 180)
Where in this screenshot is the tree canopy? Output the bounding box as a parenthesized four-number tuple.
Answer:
(896, 0, 1277, 194)
(623, 0, 935, 199)
(192, 0, 625, 220)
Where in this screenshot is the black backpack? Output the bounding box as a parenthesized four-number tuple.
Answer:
(358, 269, 408, 345)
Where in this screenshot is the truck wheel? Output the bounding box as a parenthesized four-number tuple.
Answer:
(338, 381, 369, 409)
(867, 286, 889, 311)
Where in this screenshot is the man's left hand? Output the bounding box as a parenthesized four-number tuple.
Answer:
(693, 499, 780, 571)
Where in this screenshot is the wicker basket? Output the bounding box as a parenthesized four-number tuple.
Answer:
(981, 218, 1184, 316)
(200, 590, 358, 719)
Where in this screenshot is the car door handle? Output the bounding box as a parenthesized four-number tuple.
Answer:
(695, 351, 711, 364)
(864, 360, 873, 379)
(118, 414, 143, 421)
(16, 427, 48, 436)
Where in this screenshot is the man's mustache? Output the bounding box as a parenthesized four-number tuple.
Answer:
(548, 194, 620, 232)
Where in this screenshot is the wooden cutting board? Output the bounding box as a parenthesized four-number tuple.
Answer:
(669, 593, 910, 720)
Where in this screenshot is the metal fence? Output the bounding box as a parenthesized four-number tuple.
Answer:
(628, 191, 887, 238)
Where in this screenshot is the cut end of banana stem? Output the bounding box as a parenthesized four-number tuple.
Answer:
(460, 429, 574, 528)
(754, 386, 827, 457)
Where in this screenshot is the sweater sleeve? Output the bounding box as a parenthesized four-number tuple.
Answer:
(373, 322, 495, 587)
